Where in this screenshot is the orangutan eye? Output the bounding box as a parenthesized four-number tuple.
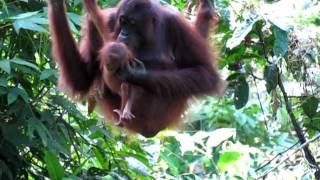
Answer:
(129, 19, 136, 26)
(120, 16, 127, 25)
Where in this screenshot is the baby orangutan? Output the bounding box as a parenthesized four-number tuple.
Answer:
(99, 43, 144, 126)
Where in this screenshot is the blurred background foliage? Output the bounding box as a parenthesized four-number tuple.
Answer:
(0, 0, 319, 179)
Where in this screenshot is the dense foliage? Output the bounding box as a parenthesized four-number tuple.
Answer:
(0, 0, 319, 179)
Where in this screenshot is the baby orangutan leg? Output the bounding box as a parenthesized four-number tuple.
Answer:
(121, 83, 135, 120)
(113, 83, 135, 126)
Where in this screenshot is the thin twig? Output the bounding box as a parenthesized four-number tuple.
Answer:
(0, 23, 11, 29)
(66, 117, 82, 164)
(255, 141, 299, 172)
(257, 133, 320, 179)
(250, 72, 268, 129)
(249, 72, 263, 80)
(32, 86, 48, 106)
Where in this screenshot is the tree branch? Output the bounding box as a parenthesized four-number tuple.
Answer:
(257, 133, 320, 179)
(277, 70, 320, 179)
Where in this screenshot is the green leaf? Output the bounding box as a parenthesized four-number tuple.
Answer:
(7, 92, 18, 105)
(218, 151, 241, 164)
(272, 25, 288, 57)
(53, 96, 85, 119)
(226, 45, 246, 64)
(13, 19, 48, 33)
(44, 150, 65, 180)
(92, 147, 106, 167)
(234, 77, 249, 109)
(9, 11, 40, 19)
(10, 87, 29, 103)
(0, 78, 7, 87)
(67, 13, 82, 26)
(263, 65, 278, 93)
(28, 119, 51, 146)
(226, 15, 260, 49)
(28, 17, 48, 25)
(126, 157, 150, 176)
(68, 19, 79, 33)
(89, 130, 105, 139)
(0, 60, 11, 74)
(11, 58, 40, 71)
(1, 123, 29, 146)
(0, 88, 6, 96)
(160, 138, 183, 176)
(217, 151, 241, 172)
(227, 73, 242, 81)
(302, 96, 319, 118)
(0, 160, 13, 180)
(207, 128, 236, 148)
(40, 69, 57, 80)
(10, 11, 48, 33)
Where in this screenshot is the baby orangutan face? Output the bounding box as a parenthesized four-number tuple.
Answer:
(103, 42, 132, 74)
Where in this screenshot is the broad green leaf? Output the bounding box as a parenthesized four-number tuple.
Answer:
(227, 73, 242, 81)
(40, 69, 57, 80)
(263, 65, 278, 93)
(11, 58, 40, 71)
(10, 11, 48, 33)
(193, 131, 210, 145)
(160, 152, 180, 176)
(0, 88, 6, 95)
(28, 119, 51, 146)
(13, 19, 48, 33)
(9, 11, 39, 19)
(207, 128, 236, 148)
(68, 19, 79, 33)
(267, 13, 293, 32)
(92, 147, 106, 167)
(302, 96, 319, 118)
(120, 149, 151, 169)
(1, 123, 29, 146)
(234, 77, 249, 109)
(226, 45, 246, 64)
(0, 78, 7, 87)
(73, 0, 81, 5)
(0, 60, 11, 74)
(89, 130, 105, 139)
(52, 96, 84, 119)
(28, 17, 48, 25)
(67, 13, 82, 26)
(10, 87, 29, 103)
(126, 157, 150, 176)
(7, 92, 18, 105)
(0, 160, 13, 180)
(218, 151, 241, 164)
(44, 150, 65, 180)
(160, 138, 183, 176)
(272, 25, 288, 57)
(175, 133, 195, 154)
(226, 15, 260, 49)
(217, 151, 241, 171)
